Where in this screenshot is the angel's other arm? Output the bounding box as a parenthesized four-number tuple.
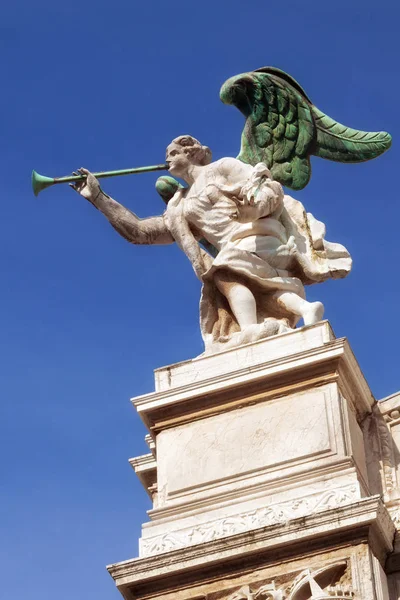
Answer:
(72, 169, 174, 245)
(216, 159, 284, 222)
(249, 179, 284, 220)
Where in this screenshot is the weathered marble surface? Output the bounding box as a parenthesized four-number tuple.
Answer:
(108, 498, 394, 600)
(154, 320, 335, 392)
(106, 323, 400, 600)
(123, 323, 377, 559)
(73, 137, 351, 355)
(158, 389, 332, 495)
(140, 482, 360, 557)
(374, 392, 400, 600)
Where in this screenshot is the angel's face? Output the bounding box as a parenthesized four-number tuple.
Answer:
(166, 143, 194, 178)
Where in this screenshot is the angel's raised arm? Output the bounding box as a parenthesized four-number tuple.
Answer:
(71, 169, 174, 246)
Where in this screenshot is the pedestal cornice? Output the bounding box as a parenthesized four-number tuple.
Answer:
(132, 323, 374, 434)
(107, 496, 394, 599)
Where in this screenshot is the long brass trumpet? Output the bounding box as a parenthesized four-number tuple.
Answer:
(31, 164, 169, 197)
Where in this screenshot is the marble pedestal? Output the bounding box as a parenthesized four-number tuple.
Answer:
(108, 322, 400, 600)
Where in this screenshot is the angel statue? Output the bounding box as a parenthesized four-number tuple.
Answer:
(70, 67, 391, 355)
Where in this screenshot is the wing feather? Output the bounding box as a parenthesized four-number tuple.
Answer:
(220, 66, 391, 190)
(313, 106, 392, 162)
(220, 70, 315, 189)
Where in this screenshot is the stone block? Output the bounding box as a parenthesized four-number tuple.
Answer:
(108, 323, 399, 600)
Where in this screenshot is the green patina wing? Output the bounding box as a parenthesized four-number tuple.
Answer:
(220, 66, 391, 190)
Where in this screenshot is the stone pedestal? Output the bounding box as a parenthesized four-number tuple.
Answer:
(108, 322, 399, 600)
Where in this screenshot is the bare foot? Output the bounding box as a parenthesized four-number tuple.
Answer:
(303, 301, 324, 326)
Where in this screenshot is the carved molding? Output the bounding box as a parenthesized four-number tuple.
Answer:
(375, 408, 397, 493)
(141, 484, 358, 556)
(384, 410, 400, 424)
(227, 581, 282, 600)
(225, 562, 354, 600)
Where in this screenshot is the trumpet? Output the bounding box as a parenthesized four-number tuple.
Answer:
(31, 163, 169, 197)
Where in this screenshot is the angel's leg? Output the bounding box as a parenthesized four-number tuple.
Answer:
(274, 291, 324, 326)
(214, 271, 257, 329)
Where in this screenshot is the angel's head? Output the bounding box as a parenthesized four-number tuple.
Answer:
(166, 135, 212, 178)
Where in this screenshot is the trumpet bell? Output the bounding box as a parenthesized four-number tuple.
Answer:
(32, 170, 55, 197)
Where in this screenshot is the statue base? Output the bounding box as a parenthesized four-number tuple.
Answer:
(107, 321, 400, 600)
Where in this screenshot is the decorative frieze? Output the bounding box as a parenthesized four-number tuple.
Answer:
(141, 484, 358, 556)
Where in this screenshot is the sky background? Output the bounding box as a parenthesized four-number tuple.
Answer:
(1, 1, 399, 598)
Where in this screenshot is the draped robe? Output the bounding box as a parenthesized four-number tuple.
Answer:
(163, 163, 351, 354)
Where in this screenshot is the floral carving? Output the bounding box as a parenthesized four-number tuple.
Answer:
(384, 410, 400, 424)
(141, 484, 358, 556)
(376, 409, 396, 493)
(228, 581, 282, 600)
(225, 562, 354, 600)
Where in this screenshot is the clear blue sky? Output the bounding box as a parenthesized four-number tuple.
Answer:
(1, 1, 399, 598)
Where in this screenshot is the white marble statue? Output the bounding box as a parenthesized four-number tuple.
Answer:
(71, 135, 351, 354)
(63, 65, 392, 354)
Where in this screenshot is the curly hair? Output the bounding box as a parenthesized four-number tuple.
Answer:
(169, 135, 212, 166)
